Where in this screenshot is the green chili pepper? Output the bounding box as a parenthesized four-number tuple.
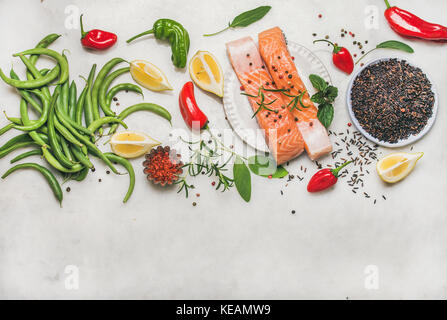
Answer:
(127, 19, 190, 68)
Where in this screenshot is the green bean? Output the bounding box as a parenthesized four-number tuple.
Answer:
(0, 123, 14, 136)
(12, 90, 49, 132)
(18, 55, 51, 99)
(0, 133, 33, 152)
(19, 98, 48, 147)
(0, 64, 60, 89)
(10, 149, 43, 164)
(56, 113, 119, 174)
(1, 162, 63, 204)
(104, 153, 135, 203)
(71, 145, 94, 169)
(68, 81, 77, 120)
(84, 64, 97, 127)
(105, 83, 143, 106)
(98, 66, 130, 115)
(60, 136, 74, 161)
(73, 167, 89, 182)
(54, 115, 85, 150)
(13, 48, 69, 84)
(93, 58, 126, 118)
(75, 83, 88, 125)
(108, 103, 172, 135)
(55, 99, 93, 136)
(10, 69, 43, 113)
(41, 146, 83, 173)
(29, 34, 61, 65)
(0, 141, 37, 159)
(87, 117, 127, 134)
(47, 89, 75, 168)
(60, 80, 70, 114)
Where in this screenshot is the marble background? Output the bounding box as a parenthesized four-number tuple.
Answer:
(0, 0, 446, 299)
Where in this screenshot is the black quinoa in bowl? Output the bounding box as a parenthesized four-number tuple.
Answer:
(350, 59, 435, 144)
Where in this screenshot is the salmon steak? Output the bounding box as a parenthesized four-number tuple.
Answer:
(258, 27, 332, 160)
(226, 37, 304, 165)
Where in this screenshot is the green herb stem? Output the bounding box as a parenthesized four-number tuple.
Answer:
(203, 26, 230, 37)
(355, 48, 376, 65)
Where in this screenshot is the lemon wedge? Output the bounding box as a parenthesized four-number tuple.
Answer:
(110, 131, 160, 159)
(130, 60, 172, 91)
(189, 50, 224, 97)
(376, 152, 423, 183)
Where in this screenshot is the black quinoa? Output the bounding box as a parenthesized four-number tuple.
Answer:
(351, 59, 434, 143)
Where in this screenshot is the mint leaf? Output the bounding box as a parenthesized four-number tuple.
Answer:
(325, 86, 338, 103)
(317, 103, 334, 128)
(309, 74, 328, 92)
(311, 91, 326, 104)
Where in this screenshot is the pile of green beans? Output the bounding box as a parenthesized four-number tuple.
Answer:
(0, 34, 172, 204)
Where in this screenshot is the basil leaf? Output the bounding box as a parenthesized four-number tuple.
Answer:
(317, 103, 334, 128)
(248, 155, 288, 178)
(311, 91, 326, 104)
(233, 157, 251, 202)
(230, 6, 272, 28)
(309, 74, 328, 92)
(324, 86, 338, 103)
(376, 40, 414, 53)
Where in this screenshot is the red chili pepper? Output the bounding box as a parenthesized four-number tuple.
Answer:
(313, 39, 354, 74)
(80, 14, 117, 50)
(179, 81, 208, 130)
(307, 161, 352, 192)
(384, 1, 447, 41)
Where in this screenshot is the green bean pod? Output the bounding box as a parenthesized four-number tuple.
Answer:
(0, 133, 33, 152)
(0, 64, 60, 89)
(105, 83, 143, 106)
(108, 103, 172, 135)
(19, 98, 48, 147)
(98, 66, 130, 115)
(18, 55, 51, 99)
(73, 167, 89, 182)
(55, 101, 93, 137)
(84, 64, 97, 127)
(60, 80, 70, 114)
(10, 149, 43, 164)
(0, 141, 37, 159)
(29, 33, 61, 65)
(87, 117, 127, 134)
(104, 153, 135, 203)
(13, 48, 69, 84)
(12, 90, 49, 132)
(41, 146, 83, 173)
(2, 162, 63, 204)
(76, 84, 88, 125)
(68, 81, 77, 120)
(0, 123, 14, 136)
(71, 145, 94, 169)
(10, 69, 43, 113)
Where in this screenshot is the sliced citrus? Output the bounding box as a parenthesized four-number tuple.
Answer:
(130, 60, 172, 91)
(110, 131, 160, 159)
(189, 50, 224, 97)
(376, 152, 423, 183)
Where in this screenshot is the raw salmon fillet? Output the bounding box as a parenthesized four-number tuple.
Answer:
(258, 27, 332, 160)
(226, 37, 304, 165)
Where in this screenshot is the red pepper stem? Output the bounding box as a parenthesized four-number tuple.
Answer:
(313, 39, 340, 53)
(79, 14, 87, 38)
(384, 0, 391, 9)
(126, 30, 154, 43)
(331, 160, 352, 177)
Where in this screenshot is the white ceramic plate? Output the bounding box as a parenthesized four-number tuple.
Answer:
(346, 58, 438, 148)
(223, 41, 331, 153)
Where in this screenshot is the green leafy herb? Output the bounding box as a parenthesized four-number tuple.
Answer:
(317, 103, 334, 129)
(248, 155, 288, 178)
(309, 74, 338, 128)
(356, 40, 414, 65)
(233, 156, 251, 202)
(203, 6, 272, 37)
(309, 74, 328, 92)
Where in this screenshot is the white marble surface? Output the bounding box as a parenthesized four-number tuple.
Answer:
(0, 0, 446, 299)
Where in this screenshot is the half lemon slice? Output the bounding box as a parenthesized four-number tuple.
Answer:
(130, 60, 173, 91)
(110, 131, 160, 159)
(377, 152, 423, 183)
(189, 50, 224, 97)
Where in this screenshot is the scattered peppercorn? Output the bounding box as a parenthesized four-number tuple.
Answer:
(291, 210, 296, 214)
(288, 74, 292, 79)
(318, 14, 322, 18)
(106, 170, 110, 174)
(113, 97, 118, 102)
(66, 187, 71, 192)
(192, 202, 197, 206)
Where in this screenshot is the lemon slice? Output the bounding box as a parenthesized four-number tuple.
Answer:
(110, 131, 160, 159)
(189, 50, 224, 97)
(377, 152, 423, 183)
(130, 60, 173, 91)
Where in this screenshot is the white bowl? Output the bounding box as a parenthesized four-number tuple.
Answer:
(346, 58, 438, 148)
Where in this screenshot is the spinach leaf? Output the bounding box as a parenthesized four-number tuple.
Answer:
(248, 155, 288, 178)
(317, 103, 334, 128)
(233, 156, 251, 202)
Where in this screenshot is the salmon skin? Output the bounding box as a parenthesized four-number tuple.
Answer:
(258, 27, 332, 160)
(226, 37, 304, 165)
